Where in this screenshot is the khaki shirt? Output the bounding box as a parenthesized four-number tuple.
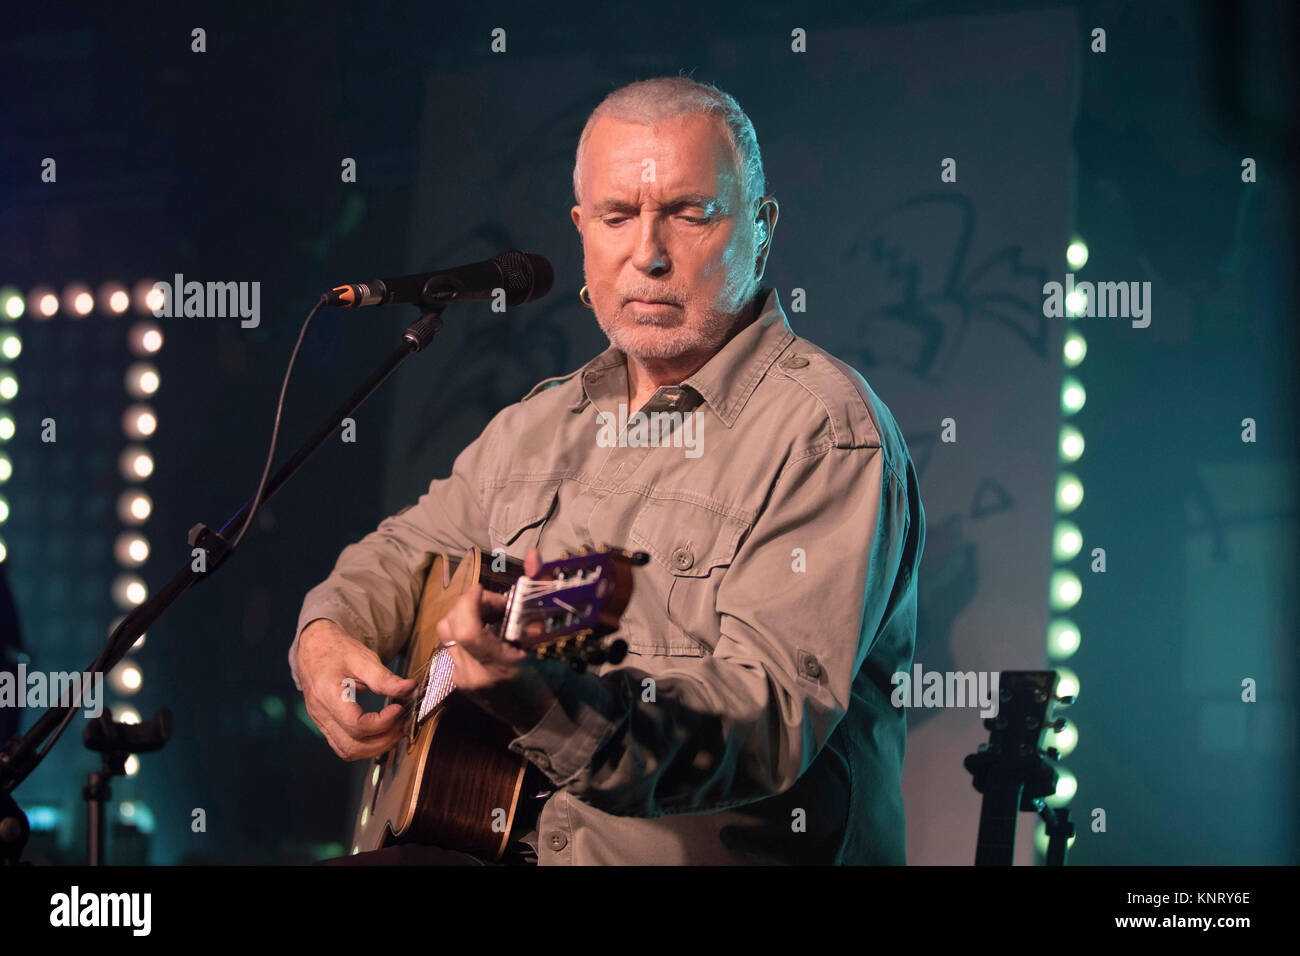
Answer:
(291, 288, 924, 865)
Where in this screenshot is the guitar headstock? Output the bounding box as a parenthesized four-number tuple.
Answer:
(501, 546, 647, 671)
(966, 670, 1072, 801)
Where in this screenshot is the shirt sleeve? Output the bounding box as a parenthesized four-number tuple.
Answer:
(287, 409, 503, 691)
(502, 439, 912, 817)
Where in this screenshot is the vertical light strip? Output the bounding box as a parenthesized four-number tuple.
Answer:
(1036, 240, 1089, 857)
(0, 287, 20, 564)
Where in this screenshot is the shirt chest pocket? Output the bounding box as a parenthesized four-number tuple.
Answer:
(626, 497, 753, 658)
(486, 479, 561, 557)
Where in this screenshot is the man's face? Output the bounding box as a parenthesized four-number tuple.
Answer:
(572, 113, 773, 362)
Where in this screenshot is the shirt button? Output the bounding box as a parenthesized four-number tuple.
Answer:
(671, 547, 695, 571)
(800, 653, 823, 679)
(546, 830, 568, 852)
(782, 354, 809, 369)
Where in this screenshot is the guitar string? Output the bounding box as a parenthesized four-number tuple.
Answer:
(392, 576, 582, 708)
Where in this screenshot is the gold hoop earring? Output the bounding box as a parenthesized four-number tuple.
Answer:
(578, 285, 594, 309)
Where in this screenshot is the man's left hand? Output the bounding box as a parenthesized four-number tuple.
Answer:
(436, 547, 564, 731)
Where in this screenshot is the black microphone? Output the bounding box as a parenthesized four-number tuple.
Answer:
(324, 251, 553, 309)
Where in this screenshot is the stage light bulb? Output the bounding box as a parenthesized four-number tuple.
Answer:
(126, 363, 160, 397)
(1066, 240, 1089, 270)
(1047, 619, 1080, 659)
(1060, 425, 1084, 463)
(109, 659, 143, 693)
(1061, 377, 1086, 415)
(1056, 474, 1083, 513)
(119, 447, 154, 481)
(128, 322, 163, 356)
(1053, 521, 1082, 561)
(115, 533, 150, 565)
(1044, 767, 1077, 807)
(123, 405, 157, 439)
(1045, 722, 1078, 756)
(118, 490, 153, 524)
(1050, 570, 1081, 610)
(1065, 289, 1087, 317)
(1, 290, 23, 320)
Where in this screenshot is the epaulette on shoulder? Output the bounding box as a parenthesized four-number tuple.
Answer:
(773, 347, 881, 450)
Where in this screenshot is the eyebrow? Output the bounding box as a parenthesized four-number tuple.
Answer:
(592, 194, 723, 216)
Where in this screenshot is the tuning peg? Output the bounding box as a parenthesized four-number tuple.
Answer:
(1055, 694, 1076, 706)
(1049, 717, 1067, 732)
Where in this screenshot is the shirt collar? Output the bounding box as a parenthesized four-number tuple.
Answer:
(568, 288, 795, 428)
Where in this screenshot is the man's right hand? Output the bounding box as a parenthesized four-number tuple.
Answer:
(295, 618, 416, 761)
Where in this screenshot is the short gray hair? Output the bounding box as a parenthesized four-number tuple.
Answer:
(572, 76, 767, 211)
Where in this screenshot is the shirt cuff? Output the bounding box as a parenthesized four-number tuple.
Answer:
(506, 670, 629, 789)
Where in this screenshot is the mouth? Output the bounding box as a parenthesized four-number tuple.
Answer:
(627, 298, 681, 308)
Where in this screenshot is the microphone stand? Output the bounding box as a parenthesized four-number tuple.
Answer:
(0, 303, 448, 865)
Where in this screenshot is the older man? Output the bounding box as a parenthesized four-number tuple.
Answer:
(291, 76, 924, 865)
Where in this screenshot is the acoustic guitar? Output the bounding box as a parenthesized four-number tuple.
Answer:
(349, 545, 645, 860)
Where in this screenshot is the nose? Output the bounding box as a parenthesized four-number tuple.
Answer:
(630, 213, 669, 277)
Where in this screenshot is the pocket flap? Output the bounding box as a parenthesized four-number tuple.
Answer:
(487, 479, 561, 546)
(629, 498, 750, 578)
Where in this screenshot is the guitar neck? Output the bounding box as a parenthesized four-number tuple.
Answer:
(973, 781, 1024, 866)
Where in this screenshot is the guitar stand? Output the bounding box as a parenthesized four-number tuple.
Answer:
(81, 708, 172, 865)
(1036, 802, 1074, 866)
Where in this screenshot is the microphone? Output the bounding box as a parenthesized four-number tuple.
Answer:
(324, 251, 553, 309)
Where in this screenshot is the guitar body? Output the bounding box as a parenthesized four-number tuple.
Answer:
(350, 550, 528, 860)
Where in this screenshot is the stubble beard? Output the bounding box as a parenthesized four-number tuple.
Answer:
(599, 272, 757, 362)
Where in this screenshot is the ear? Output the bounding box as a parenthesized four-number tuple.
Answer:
(571, 204, 582, 233)
(753, 196, 778, 280)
